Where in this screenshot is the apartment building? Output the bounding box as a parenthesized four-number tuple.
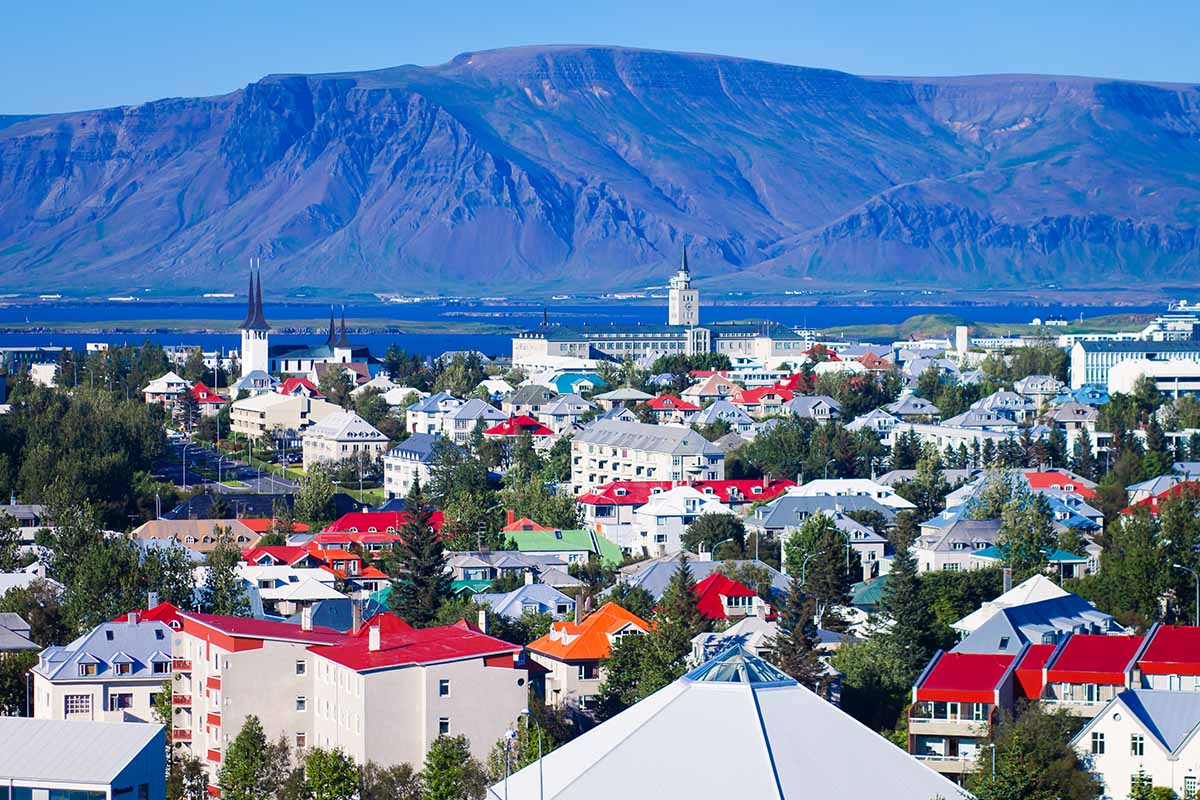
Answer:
(382, 434, 443, 499)
(33, 615, 175, 724)
(570, 419, 725, 494)
(230, 392, 340, 440)
(300, 410, 389, 471)
(1070, 340, 1200, 389)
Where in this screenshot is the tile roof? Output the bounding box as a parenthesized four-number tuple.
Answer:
(1139, 625, 1200, 675)
(528, 602, 651, 662)
(189, 381, 225, 404)
(315, 622, 518, 672)
(916, 652, 1016, 703)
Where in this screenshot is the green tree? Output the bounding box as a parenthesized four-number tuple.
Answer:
(0, 513, 20, 572)
(304, 748, 360, 800)
(879, 539, 932, 679)
(200, 527, 249, 616)
(595, 629, 654, 719)
(182, 348, 207, 383)
(965, 706, 1102, 800)
(219, 716, 275, 800)
(893, 448, 950, 520)
(1072, 428, 1097, 481)
(294, 469, 337, 526)
(140, 542, 198, 609)
(681, 513, 746, 558)
(605, 583, 656, 621)
(0, 650, 37, 715)
(999, 492, 1055, 579)
(167, 754, 209, 800)
(767, 576, 825, 691)
(318, 370, 355, 410)
(361, 762, 423, 800)
(388, 481, 451, 627)
(422, 734, 488, 800)
(0, 578, 68, 645)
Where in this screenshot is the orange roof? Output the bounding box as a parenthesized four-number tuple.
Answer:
(502, 516, 554, 532)
(527, 602, 651, 662)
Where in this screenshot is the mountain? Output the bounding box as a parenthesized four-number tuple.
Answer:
(1, 45, 1199, 295)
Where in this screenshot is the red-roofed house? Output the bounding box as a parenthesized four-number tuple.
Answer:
(1135, 624, 1200, 687)
(189, 381, 226, 417)
(731, 386, 795, 418)
(1041, 633, 1144, 717)
(578, 478, 795, 550)
(1022, 469, 1098, 500)
(1122, 482, 1200, 516)
(857, 353, 893, 372)
(775, 373, 813, 393)
(278, 376, 324, 398)
(321, 511, 445, 553)
(646, 394, 700, 423)
(502, 512, 554, 532)
(238, 518, 311, 536)
(693, 573, 770, 620)
(114, 600, 185, 630)
(484, 415, 554, 438)
(241, 546, 323, 568)
(909, 651, 1018, 777)
(1013, 643, 1056, 700)
(308, 617, 527, 768)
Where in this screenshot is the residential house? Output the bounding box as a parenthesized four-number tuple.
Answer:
(785, 395, 842, 421)
(502, 385, 559, 417)
(188, 381, 226, 417)
(279, 376, 324, 398)
(646, 394, 701, 423)
(970, 391, 1037, 423)
(681, 374, 741, 404)
(32, 615, 175, 724)
(693, 573, 771, 621)
(688, 399, 756, 433)
(405, 392, 463, 436)
(885, 393, 942, 421)
(846, 408, 901, 435)
(941, 409, 1020, 433)
(592, 387, 654, 411)
(443, 552, 569, 587)
(508, 528, 624, 567)
(614, 558, 789, 601)
(527, 602, 651, 710)
(570, 419, 725, 494)
(0, 612, 37, 653)
(230, 392, 340, 441)
(0, 717, 165, 800)
(238, 565, 344, 616)
(1040, 633, 1145, 718)
(483, 415, 554, 439)
(914, 512, 1002, 572)
(748, 495, 899, 546)
(474, 583, 576, 621)
(443, 399, 507, 445)
(536, 394, 594, 434)
(630, 485, 729, 556)
(143, 371, 190, 408)
(731, 385, 794, 418)
(382, 433, 451, 499)
(1014, 375, 1067, 407)
(788, 479, 917, 512)
(952, 575, 1071, 636)
(131, 519, 263, 554)
(951, 595, 1121, 654)
(301, 411, 389, 472)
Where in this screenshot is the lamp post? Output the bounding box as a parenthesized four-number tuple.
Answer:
(182, 443, 194, 490)
(988, 742, 996, 781)
(823, 458, 836, 480)
(799, 552, 817, 586)
(1173, 563, 1200, 627)
(516, 708, 544, 800)
(704, 536, 736, 561)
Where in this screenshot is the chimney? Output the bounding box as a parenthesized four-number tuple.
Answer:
(524, 570, 534, 586)
(574, 601, 582, 625)
(506, 510, 515, 526)
(126, 612, 137, 626)
(1003, 568, 1013, 594)
(368, 625, 381, 652)
(476, 608, 488, 635)
(351, 601, 363, 636)
(301, 604, 313, 632)
(147, 591, 159, 609)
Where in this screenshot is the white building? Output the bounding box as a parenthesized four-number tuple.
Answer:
(631, 486, 729, 554)
(142, 371, 190, 407)
(1070, 340, 1200, 389)
(1073, 690, 1200, 800)
(230, 392, 341, 440)
(570, 419, 725, 494)
(1108, 358, 1200, 397)
(301, 411, 389, 471)
(787, 479, 917, 512)
(382, 433, 445, 499)
(668, 247, 699, 327)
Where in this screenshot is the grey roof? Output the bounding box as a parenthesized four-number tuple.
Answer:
(689, 400, 754, 426)
(1119, 690, 1200, 753)
(507, 385, 560, 406)
(408, 391, 460, 414)
(475, 584, 576, 619)
(750, 495, 896, 530)
(0, 613, 36, 651)
(884, 394, 941, 418)
(952, 595, 1118, 654)
(33, 619, 174, 681)
(875, 468, 980, 487)
(613, 559, 788, 600)
(449, 398, 505, 421)
(597, 406, 639, 422)
(0, 718, 164, 785)
(919, 516, 1001, 552)
(942, 409, 1019, 429)
(594, 387, 655, 402)
(1075, 340, 1200, 353)
(387, 432, 447, 463)
(785, 395, 842, 418)
(575, 419, 722, 456)
(540, 394, 593, 415)
(1126, 475, 1182, 495)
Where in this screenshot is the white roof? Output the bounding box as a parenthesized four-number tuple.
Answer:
(787, 479, 916, 510)
(952, 574, 1070, 634)
(633, 486, 728, 517)
(492, 648, 965, 800)
(350, 374, 401, 397)
(0, 718, 162, 784)
(143, 371, 189, 392)
(302, 410, 387, 442)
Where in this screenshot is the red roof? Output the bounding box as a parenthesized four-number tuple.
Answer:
(803, 345, 841, 361)
(1139, 626, 1200, 675)
(916, 653, 1015, 703)
(1023, 470, 1097, 500)
(238, 519, 310, 534)
(1014, 644, 1056, 699)
(325, 511, 444, 535)
(189, 381, 225, 404)
(353, 612, 414, 637)
(485, 415, 554, 437)
(647, 394, 700, 412)
(502, 515, 554, 532)
(278, 377, 324, 398)
(693, 573, 759, 620)
(578, 478, 795, 507)
(1122, 482, 1200, 516)
(1047, 634, 1143, 684)
(732, 386, 795, 406)
(776, 374, 812, 392)
(113, 601, 183, 628)
(857, 353, 892, 370)
(313, 623, 519, 671)
(181, 612, 347, 645)
(242, 546, 312, 566)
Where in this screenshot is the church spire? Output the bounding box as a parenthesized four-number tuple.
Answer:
(325, 306, 337, 347)
(336, 306, 351, 348)
(241, 259, 270, 331)
(240, 268, 257, 329)
(680, 244, 689, 275)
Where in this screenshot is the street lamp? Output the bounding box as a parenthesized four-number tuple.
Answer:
(823, 458, 836, 480)
(704, 536, 737, 560)
(1173, 563, 1199, 627)
(181, 444, 195, 490)
(799, 551, 817, 585)
(988, 742, 996, 781)
(516, 708, 544, 800)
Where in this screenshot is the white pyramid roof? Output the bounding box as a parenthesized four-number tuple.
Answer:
(491, 648, 966, 800)
(952, 574, 1070, 635)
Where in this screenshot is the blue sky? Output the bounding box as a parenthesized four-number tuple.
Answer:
(4, 0, 1197, 114)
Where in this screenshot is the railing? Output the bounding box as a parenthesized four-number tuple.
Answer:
(172, 694, 191, 706)
(173, 659, 192, 672)
(207, 712, 222, 727)
(207, 749, 222, 764)
(172, 729, 192, 741)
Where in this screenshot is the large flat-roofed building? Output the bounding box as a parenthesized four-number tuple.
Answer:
(570, 419, 725, 494)
(0, 717, 166, 800)
(1070, 339, 1200, 389)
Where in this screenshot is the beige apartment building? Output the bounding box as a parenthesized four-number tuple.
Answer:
(570, 419, 725, 494)
(230, 392, 340, 440)
(300, 410, 389, 471)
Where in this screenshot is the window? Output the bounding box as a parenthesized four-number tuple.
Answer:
(139, 783, 150, 800)
(150, 693, 159, 708)
(105, 630, 115, 641)
(114, 662, 133, 676)
(296, 696, 307, 712)
(78, 663, 98, 677)
(1091, 732, 1105, 755)
(108, 693, 134, 711)
(295, 660, 307, 675)
(153, 661, 171, 675)
(155, 629, 165, 640)
(578, 663, 600, 680)
(1184, 776, 1196, 800)
(64, 695, 91, 716)
(997, 637, 1010, 651)
(1131, 734, 1144, 756)
(439, 680, 450, 697)
(438, 717, 450, 735)
(296, 732, 307, 749)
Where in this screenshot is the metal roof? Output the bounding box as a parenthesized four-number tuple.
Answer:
(0, 718, 163, 784)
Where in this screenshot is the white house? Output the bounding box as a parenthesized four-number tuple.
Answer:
(788, 479, 917, 512)
(631, 486, 729, 555)
(301, 411, 389, 471)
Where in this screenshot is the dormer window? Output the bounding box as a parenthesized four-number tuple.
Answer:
(78, 663, 98, 677)
(114, 662, 133, 676)
(105, 631, 114, 641)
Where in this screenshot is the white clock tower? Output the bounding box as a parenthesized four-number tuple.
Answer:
(668, 246, 699, 327)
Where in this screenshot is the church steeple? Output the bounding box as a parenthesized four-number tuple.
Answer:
(680, 244, 690, 276)
(240, 261, 270, 331)
(325, 306, 337, 347)
(336, 307, 351, 348)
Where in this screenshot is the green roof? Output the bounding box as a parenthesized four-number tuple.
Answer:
(369, 584, 392, 606)
(972, 545, 1086, 563)
(850, 575, 889, 607)
(451, 579, 494, 595)
(510, 529, 623, 566)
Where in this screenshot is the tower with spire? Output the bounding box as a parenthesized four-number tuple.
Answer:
(333, 307, 353, 363)
(239, 261, 271, 376)
(668, 245, 699, 327)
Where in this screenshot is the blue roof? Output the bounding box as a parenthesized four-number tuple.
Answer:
(551, 373, 605, 394)
(953, 594, 1119, 654)
(1120, 690, 1200, 753)
(970, 545, 1087, 563)
(33, 620, 174, 681)
(684, 645, 796, 687)
(474, 584, 576, 619)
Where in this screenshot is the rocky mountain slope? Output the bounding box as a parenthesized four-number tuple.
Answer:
(1, 46, 1198, 294)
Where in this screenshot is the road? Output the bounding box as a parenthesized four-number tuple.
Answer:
(156, 442, 298, 495)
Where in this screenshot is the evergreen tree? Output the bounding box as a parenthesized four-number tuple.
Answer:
(768, 575, 825, 691)
(999, 492, 1055, 579)
(201, 527, 249, 616)
(422, 735, 488, 800)
(878, 539, 931, 679)
(303, 748, 359, 800)
(682, 513, 746, 557)
(219, 716, 274, 800)
(388, 481, 451, 627)
(640, 558, 708, 694)
(182, 348, 207, 384)
(965, 706, 1102, 800)
(294, 468, 336, 525)
(1143, 419, 1173, 477)
(0, 513, 20, 572)
(1045, 427, 1069, 469)
(1072, 428, 1096, 481)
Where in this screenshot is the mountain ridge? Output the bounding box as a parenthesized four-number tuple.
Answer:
(1, 44, 1198, 294)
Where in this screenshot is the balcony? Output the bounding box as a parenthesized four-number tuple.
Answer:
(172, 694, 191, 706)
(207, 712, 222, 727)
(173, 659, 192, 672)
(912, 753, 977, 775)
(206, 676, 222, 690)
(1040, 698, 1108, 719)
(172, 729, 193, 741)
(207, 749, 222, 764)
(908, 716, 990, 738)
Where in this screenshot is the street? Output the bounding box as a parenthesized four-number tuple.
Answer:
(156, 441, 298, 495)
